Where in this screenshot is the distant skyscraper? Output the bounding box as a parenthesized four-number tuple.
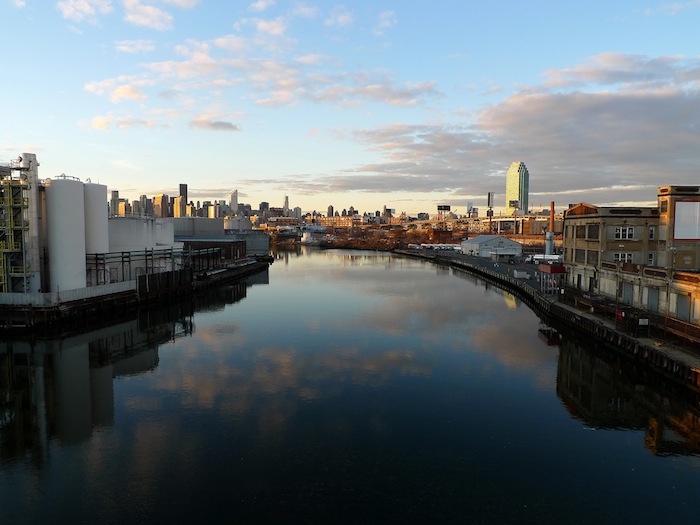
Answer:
(505, 161, 529, 215)
(153, 194, 169, 218)
(110, 190, 119, 216)
(229, 190, 238, 213)
(174, 196, 185, 217)
(179, 183, 188, 204)
(283, 195, 289, 215)
(327, 205, 334, 218)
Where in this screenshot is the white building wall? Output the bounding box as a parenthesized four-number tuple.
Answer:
(84, 182, 109, 254)
(45, 177, 87, 292)
(108, 217, 157, 252)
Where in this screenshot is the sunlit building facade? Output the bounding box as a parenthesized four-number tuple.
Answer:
(505, 161, 529, 215)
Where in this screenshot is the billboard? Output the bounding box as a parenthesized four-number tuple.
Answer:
(674, 201, 700, 240)
(487, 192, 494, 208)
(437, 205, 451, 212)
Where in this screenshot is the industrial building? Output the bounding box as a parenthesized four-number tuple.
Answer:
(460, 235, 523, 259)
(0, 153, 260, 329)
(563, 185, 700, 328)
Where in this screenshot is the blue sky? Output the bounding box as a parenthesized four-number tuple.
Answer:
(3, 0, 700, 215)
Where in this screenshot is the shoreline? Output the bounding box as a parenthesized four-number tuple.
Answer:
(395, 248, 700, 391)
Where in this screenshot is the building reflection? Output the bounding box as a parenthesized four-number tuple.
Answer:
(557, 335, 700, 456)
(0, 272, 268, 465)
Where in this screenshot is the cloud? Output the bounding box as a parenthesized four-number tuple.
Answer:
(115, 40, 156, 54)
(286, 53, 700, 208)
(542, 53, 700, 89)
(256, 17, 287, 36)
(308, 76, 439, 107)
(110, 84, 147, 103)
(91, 114, 156, 130)
(325, 5, 353, 27)
(162, 0, 198, 6)
(651, 0, 700, 15)
(292, 3, 317, 18)
(124, 0, 173, 30)
(14, 0, 26, 7)
(294, 54, 328, 65)
(249, 0, 275, 11)
(190, 115, 241, 131)
(85, 76, 153, 103)
(213, 34, 249, 53)
(56, 0, 113, 22)
(373, 10, 396, 36)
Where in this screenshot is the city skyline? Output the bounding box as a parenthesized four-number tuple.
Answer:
(4, 1, 700, 215)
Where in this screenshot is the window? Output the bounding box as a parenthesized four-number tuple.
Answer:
(614, 226, 634, 240)
(660, 199, 668, 213)
(576, 225, 586, 239)
(614, 253, 633, 263)
(587, 250, 599, 265)
(587, 224, 599, 240)
(648, 253, 655, 266)
(649, 226, 655, 240)
(575, 249, 586, 263)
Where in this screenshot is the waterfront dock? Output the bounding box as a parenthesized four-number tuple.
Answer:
(397, 249, 700, 391)
(0, 258, 270, 335)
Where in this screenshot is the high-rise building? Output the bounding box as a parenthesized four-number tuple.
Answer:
(153, 194, 169, 218)
(179, 183, 188, 204)
(327, 205, 334, 218)
(283, 195, 289, 215)
(229, 190, 238, 214)
(110, 190, 120, 217)
(173, 196, 185, 218)
(505, 161, 529, 215)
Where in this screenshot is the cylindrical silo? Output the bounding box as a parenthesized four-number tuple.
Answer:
(46, 177, 87, 292)
(84, 182, 109, 254)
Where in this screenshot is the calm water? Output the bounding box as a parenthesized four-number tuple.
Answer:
(2, 249, 699, 524)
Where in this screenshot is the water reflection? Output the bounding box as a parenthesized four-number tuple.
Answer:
(557, 335, 700, 457)
(2, 250, 700, 523)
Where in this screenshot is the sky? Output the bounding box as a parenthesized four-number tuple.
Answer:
(2, 0, 700, 216)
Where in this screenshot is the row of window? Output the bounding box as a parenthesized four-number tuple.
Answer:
(567, 224, 656, 241)
(567, 250, 655, 266)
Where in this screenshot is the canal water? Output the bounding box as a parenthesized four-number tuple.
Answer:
(1, 249, 699, 524)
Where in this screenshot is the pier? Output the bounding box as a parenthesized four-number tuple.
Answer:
(397, 249, 700, 392)
(0, 258, 270, 335)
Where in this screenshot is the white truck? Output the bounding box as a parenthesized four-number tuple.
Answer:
(524, 254, 562, 264)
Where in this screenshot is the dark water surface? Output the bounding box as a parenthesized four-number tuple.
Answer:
(2, 249, 699, 524)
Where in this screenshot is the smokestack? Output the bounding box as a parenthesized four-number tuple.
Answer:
(549, 201, 555, 233)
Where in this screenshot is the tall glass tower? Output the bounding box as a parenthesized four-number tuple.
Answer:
(505, 161, 529, 215)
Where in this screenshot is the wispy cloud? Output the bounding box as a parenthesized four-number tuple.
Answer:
(300, 53, 700, 206)
(255, 17, 287, 36)
(163, 0, 199, 7)
(373, 10, 396, 36)
(84, 76, 153, 103)
(325, 5, 353, 27)
(249, 0, 275, 12)
(56, 0, 113, 23)
(115, 40, 156, 53)
(292, 2, 317, 18)
(650, 0, 700, 15)
(91, 114, 156, 130)
(124, 0, 173, 30)
(190, 114, 241, 131)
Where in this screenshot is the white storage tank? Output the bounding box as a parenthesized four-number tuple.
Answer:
(108, 216, 157, 252)
(84, 182, 109, 254)
(45, 177, 87, 292)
